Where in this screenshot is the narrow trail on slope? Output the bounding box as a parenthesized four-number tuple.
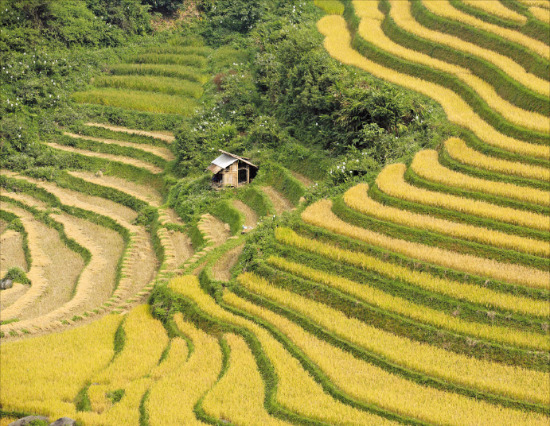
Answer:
(46, 143, 164, 174)
(233, 199, 258, 228)
(85, 122, 175, 143)
(261, 186, 294, 215)
(211, 244, 245, 282)
(63, 132, 175, 161)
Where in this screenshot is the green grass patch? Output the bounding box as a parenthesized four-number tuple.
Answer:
(94, 75, 204, 99)
(108, 63, 208, 84)
(128, 53, 206, 68)
(238, 185, 274, 217)
(72, 89, 197, 116)
(210, 199, 245, 235)
(314, 0, 345, 15)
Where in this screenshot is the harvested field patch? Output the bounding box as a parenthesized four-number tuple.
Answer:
(0, 283, 28, 311)
(67, 170, 163, 206)
(233, 199, 258, 229)
(46, 142, 164, 174)
(198, 214, 231, 247)
(63, 132, 174, 161)
(0, 229, 27, 272)
(211, 243, 244, 282)
(261, 186, 293, 215)
(85, 122, 175, 142)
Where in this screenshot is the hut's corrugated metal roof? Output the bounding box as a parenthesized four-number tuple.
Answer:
(211, 153, 238, 169)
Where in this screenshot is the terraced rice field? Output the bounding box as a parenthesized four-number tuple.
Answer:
(1, 2, 549, 425)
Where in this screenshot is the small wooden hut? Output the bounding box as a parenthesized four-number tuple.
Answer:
(207, 149, 258, 188)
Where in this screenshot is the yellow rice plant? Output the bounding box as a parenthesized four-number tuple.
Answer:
(71, 89, 197, 116)
(301, 199, 550, 289)
(411, 147, 550, 207)
(275, 227, 550, 317)
(445, 138, 550, 181)
(239, 270, 550, 402)
(353, 5, 549, 132)
(518, 0, 550, 8)
(87, 304, 168, 414)
(529, 5, 550, 21)
(317, 15, 550, 159)
(170, 275, 394, 425)
(314, 0, 344, 15)
(422, 0, 550, 60)
(0, 314, 121, 420)
(463, 0, 528, 22)
(389, 1, 550, 97)
(78, 337, 191, 425)
(376, 163, 550, 232)
(229, 279, 550, 426)
(202, 333, 291, 425)
(344, 183, 549, 257)
(147, 313, 222, 426)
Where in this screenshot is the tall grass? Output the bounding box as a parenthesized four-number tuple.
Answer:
(72, 89, 197, 116)
(108, 63, 207, 84)
(137, 45, 211, 57)
(94, 75, 204, 98)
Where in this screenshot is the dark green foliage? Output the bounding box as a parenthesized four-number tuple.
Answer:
(106, 389, 125, 404)
(139, 389, 150, 426)
(3, 267, 31, 285)
(75, 383, 92, 411)
(199, 0, 262, 42)
(238, 186, 273, 217)
(113, 319, 126, 356)
(260, 163, 305, 206)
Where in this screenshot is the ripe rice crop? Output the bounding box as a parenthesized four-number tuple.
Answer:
(376, 163, 550, 232)
(274, 227, 550, 317)
(240, 270, 550, 400)
(0, 314, 121, 419)
(301, 199, 550, 289)
(108, 63, 207, 84)
(389, 1, 550, 97)
(519, 0, 550, 8)
(344, 183, 550, 257)
(422, 0, 550, 59)
(463, 0, 528, 23)
(444, 138, 550, 181)
(147, 313, 223, 425)
(71, 89, 197, 116)
(202, 333, 288, 425)
(87, 304, 168, 414)
(317, 15, 550, 159)
(128, 53, 206, 68)
(529, 5, 550, 21)
(231, 277, 550, 426)
(354, 8, 549, 132)
(411, 147, 550, 207)
(94, 75, 204, 99)
(314, 0, 345, 15)
(171, 275, 393, 424)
